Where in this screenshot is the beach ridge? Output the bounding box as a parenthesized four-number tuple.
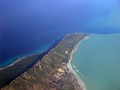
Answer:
(67, 35, 90, 90)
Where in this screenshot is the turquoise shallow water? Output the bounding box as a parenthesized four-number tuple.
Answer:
(71, 34, 120, 90)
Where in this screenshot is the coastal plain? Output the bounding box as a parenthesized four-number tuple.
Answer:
(0, 33, 88, 90)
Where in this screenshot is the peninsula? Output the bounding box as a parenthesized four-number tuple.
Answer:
(1, 33, 89, 90)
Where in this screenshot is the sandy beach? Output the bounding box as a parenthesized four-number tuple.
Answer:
(0, 34, 90, 90)
(68, 63, 86, 90)
(0, 53, 40, 71)
(0, 57, 26, 71)
(68, 35, 90, 63)
(67, 35, 90, 90)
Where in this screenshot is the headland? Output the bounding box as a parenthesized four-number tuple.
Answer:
(1, 33, 89, 90)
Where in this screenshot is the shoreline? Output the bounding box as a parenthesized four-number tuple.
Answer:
(0, 34, 90, 71)
(68, 63, 86, 90)
(0, 36, 62, 72)
(0, 34, 90, 89)
(68, 35, 90, 63)
(0, 53, 40, 71)
(0, 33, 90, 90)
(67, 35, 90, 90)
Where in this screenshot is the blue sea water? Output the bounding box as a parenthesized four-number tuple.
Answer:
(71, 34, 120, 90)
(0, 0, 120, 84)
(0, 0, 120, 89)
(0, 0, 120, 67)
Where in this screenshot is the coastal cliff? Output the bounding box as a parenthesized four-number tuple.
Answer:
(1, 33, 88, 90)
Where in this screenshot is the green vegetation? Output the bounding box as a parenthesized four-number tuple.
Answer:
(0, 54, 42, 89)
(58, 82, 75, 90)
(1, 33, 88, 90)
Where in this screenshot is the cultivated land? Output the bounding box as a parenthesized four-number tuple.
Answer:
(1, 33, 88, 90)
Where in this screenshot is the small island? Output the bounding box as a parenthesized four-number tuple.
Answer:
(1, 33, 89, 90)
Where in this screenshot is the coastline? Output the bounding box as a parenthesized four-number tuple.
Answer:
(0, 34, 90, 71)
(67, 35, 90, 90)
(68, 63, 86, 90)
(68, 35, 90, 63)
(0, 36, 62, 72)
(0, 53, 40, 71)
(0, 33, 89, 90)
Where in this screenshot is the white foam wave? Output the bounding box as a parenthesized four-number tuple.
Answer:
(68, 63, 87, 90)
(76, 69, 79, 72)
(73, 64, 75, 68)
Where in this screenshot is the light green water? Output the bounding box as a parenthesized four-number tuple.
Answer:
(71, 34, 120, 90)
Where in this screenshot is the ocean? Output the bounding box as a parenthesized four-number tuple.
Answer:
(1, 0, 120, 67)
(71, 34, 120, 90)
(0, 0, 120, 89)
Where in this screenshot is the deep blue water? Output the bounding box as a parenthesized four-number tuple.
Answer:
(0, 0, 120, 67)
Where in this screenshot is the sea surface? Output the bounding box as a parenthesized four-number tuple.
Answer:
(1, 0, 120, 67)
(0, 0, 120, 89)
(71, 34, 120, 90)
